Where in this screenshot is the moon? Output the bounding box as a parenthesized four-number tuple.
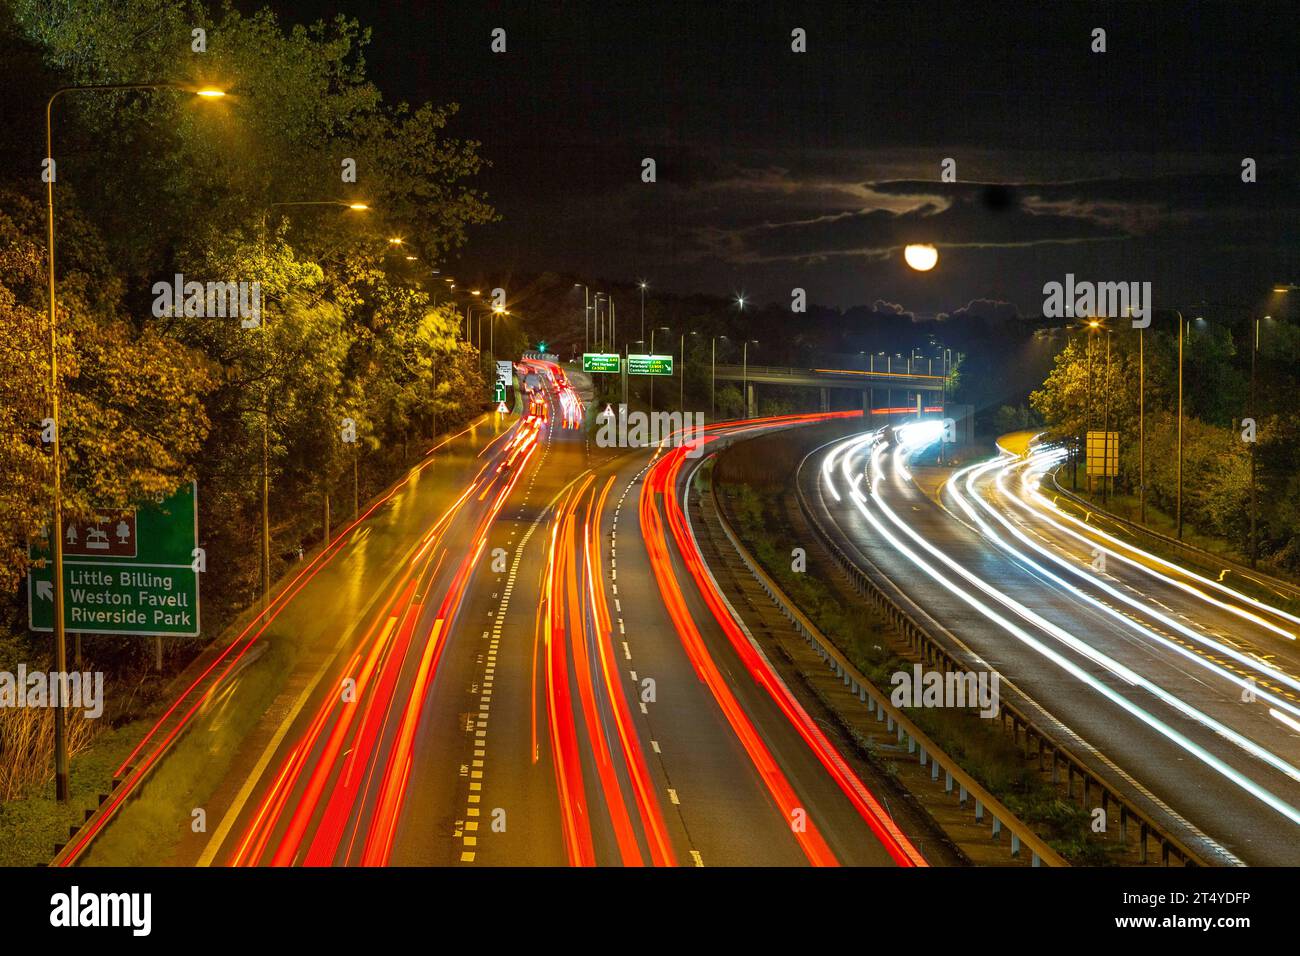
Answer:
(903, 244, 939, 271)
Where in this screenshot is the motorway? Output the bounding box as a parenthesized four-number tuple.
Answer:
(62, 362, 928, 867)
(803, 423, 1300, 866)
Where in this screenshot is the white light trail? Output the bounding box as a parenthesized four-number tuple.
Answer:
(819, 431, 1300, 825)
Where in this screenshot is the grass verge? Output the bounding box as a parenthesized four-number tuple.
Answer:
(714, 445, 1115, 864)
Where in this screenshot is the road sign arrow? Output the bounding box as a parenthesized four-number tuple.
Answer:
(36, 580, 53, 601)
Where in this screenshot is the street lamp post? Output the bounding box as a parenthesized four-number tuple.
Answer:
(259, 200, 368, 608)
(491, 306, 505, 357)
(1176, 310, 1185, 540)
(466, 304, 485, 347)
(679, 330, 696, 409)
(1139, 320, 1146, 522)
(1249, 286, 1299, 563)
(1086, 322, 1096, 494)
(638, 281, 647, 345)
(712, 335, 727, 419)
(742, 340, 758, 418)
(680, 331, 686, 409)
(649, 328, 656, 413)
(649, 326, 669, 412)
(1102, 329, 1112, 504)
(43, 81, 225, 802)
(1251, 315, 1259, 566)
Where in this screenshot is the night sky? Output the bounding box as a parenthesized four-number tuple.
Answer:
(267, 0, 1298, 318)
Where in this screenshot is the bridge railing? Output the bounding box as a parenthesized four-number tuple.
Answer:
(714, 363, 943, 380)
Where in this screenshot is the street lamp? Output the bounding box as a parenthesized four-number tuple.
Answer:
(260, 200, 369, 607)
(466, 302, 487, 347)
(491, 304, 506, 357)
(712, 334, 728, 419)
(43, 80, 226, 802)
(610, 296, 617, 354)
(743, 339, 758, 418)
(1131, 306, 1147, 523)
(1172, 312, 1207, 540)
(649, 325, 669, 412)
(1251, 314, 1263, 565)
(593, 292, 606, 352)
(680, 329, 697, 409)
(1101, 325, 1113, 504)
(1175, 311, 1189, 539)
(1252, 284, 1296, 564)
(638, 280, 647, 345)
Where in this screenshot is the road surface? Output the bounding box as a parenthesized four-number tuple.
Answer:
(802, 422, 1300, 865)
(64, 365, 926, 867)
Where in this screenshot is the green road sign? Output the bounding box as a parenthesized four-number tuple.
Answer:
(28, 482, 200, 637)
(627, 353, 673, 376)
(582, 353, 621, 373)
(493, 382, 506, 403)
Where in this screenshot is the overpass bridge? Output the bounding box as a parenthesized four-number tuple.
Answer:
(712, 364, 947, 417)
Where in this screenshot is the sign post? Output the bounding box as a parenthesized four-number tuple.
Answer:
(28, 482, 201, 637)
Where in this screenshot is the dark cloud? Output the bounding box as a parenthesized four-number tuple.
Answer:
(871, 299, 915, 321)
(300, 0, 1298, 315)
(937, 299, 1021, 325)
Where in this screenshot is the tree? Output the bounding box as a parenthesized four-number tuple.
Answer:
(0, 192, 213, 591)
